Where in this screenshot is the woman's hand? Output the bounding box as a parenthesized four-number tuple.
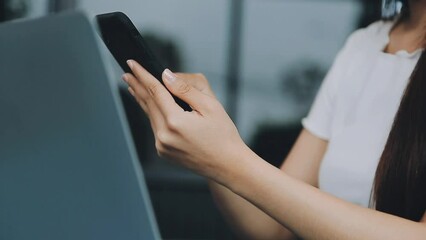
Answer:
(122, 60, 248, 183)
(121, 62, 426, 240)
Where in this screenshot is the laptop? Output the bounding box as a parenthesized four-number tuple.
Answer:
(0, 11, 161, 240)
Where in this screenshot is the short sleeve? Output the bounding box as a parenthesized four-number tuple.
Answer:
(301, 32, 358, 140)
(302, 21, 392, 140)
(302, 59, 340, 140)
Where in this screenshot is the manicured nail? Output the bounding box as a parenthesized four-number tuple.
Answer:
(128, 86, 135, 96)
(127, 60, 133, 69)
(122, 74, 128, 83)
(163, 69, 176, 83)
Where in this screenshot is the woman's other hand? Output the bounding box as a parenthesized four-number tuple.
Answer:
(122, 60, 248, 183)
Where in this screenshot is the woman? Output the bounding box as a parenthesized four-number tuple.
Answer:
(122, 0, 426, 238)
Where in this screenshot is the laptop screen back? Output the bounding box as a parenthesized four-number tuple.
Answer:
(0, 11, 160, 240)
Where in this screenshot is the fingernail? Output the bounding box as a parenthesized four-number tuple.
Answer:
(122, 74, 128, 83)
(128, 86, 135, 96)
(163, 69, 176, 83)
(127, 60, 133, 69)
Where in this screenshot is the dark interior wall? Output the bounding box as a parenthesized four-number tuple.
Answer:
(357, 0, 382, 28)
(0, 0, 27, 23)
(0, 0, 7, 22)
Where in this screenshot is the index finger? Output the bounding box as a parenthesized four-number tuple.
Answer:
(127, 60, 181, 116)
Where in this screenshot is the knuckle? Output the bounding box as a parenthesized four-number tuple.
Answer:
(195, 73, 208, 83)
(147, 83, 159, 97)
(155, 140, 165, 155)
(156, 131, 167, 144)
(165, 117, 180, 131)
(155, 129, 173, 149)
(177, 82, 192, 95)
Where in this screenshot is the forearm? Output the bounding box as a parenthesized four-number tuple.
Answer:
(209, 180, 295, 240)
(226, 150, 426, 240)
(124, 62, 426, 239)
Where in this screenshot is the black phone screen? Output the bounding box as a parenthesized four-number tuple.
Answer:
(96, 12, 191, 111)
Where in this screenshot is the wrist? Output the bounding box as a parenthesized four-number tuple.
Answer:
(218, 144, 268, 194)
(225, 148, 287, 203)
(208, 142, 253, 187)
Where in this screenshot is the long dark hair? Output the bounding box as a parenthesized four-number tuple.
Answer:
(373, 0, 426, 221)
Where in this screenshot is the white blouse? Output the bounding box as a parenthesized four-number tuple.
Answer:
(302, 21, 422, 207)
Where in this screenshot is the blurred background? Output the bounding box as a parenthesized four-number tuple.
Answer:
(0, 0, 382, 239)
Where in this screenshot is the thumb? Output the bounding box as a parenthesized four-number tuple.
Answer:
(162, 69, 212, 112)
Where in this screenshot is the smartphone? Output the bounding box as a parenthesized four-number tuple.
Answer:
(96, 12, 192, 111)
